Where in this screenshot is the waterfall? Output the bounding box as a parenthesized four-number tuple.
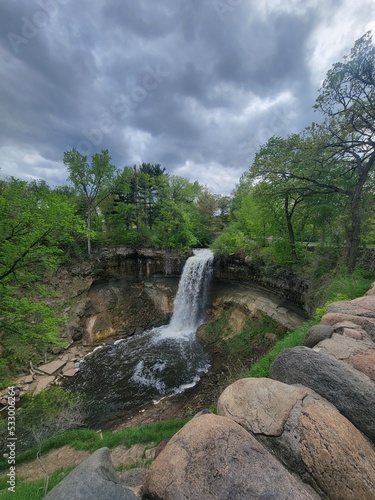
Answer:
(159, 249, 214, 338)
(67, 248, 213, 428)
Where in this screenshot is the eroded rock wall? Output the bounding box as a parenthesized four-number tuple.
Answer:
(54, 247, 188, 344)
(214, 254, 309, 306)
(57, 248, 308, 345)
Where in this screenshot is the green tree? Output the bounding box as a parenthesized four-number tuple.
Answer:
(151, 200, 197, 249)
(63, 148, 116, 256)
(108, 164, 169, 245)
(0, 178, 86, 374)
(314, 31, 375, 270)
(248, 135, 312, 262)
(192, 187, 218, 246)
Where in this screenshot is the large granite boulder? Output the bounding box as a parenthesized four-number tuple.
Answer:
(269, 346, 375, 443)
(142, 413, 318, 500)
(44, 448, 137, 500)
(218, 378, 375, 499)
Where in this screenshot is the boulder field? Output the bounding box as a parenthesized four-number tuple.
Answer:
(46, 282, 375, 499)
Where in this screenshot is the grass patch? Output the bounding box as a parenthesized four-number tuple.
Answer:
(0, 418, 189, 472)
(323, 267, 374, 302)
(225, 313, 286, 357)
(200, 306, 286, 358)
(0, 466, 74, 499)
(306, 266, 375, 313)
(0, 381, 15, 391)
(247, 320, 315, 378)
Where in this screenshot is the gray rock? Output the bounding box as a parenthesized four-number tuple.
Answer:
(270, 346, 375, 443)
(143, 413, 318, 500)
(44, 448, 138, 500)
(304, 324, 334, 348)
(119, 468, 147, 487)
(33, 376, 55, 395)
(38, 360, 67, 375)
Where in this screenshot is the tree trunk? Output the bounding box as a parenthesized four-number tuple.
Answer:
(87, 204, 92, 258)
(346, 184, 364, 272)
(346, 161, 373, 272)
(284, 197, 297, 262)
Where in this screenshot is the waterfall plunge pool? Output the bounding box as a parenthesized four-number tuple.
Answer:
(65, 249, 213, 428)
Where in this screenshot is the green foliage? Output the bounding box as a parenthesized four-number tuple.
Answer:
(18, 387, 79, 429)
(259, 240, 306, 267)
(151, 200, 197, 249)
(0, 296, 63, 375)
(0, 178, 85, 284)
(308, 266, 375, 316)
(225, 315, 286, 357)
(324, 267, 374, 301)
(64, 148, 117, 256)
(0, 387, 83, 453)
(0, 179, 86, 377)
(106, 165, 221, 249)
(200, 306, 286, 362)
(211, 227, 251, 257)
(216, 33, 375, 270)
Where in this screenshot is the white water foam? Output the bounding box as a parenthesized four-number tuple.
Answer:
(156, 248, 213, 339)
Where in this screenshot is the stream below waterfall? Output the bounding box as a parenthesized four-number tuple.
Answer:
(66, 249, 214, 428)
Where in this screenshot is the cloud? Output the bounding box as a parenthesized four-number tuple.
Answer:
(0, 0, 373, 193)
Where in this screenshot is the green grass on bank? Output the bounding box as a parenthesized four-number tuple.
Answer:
(246, 320, 315, 378)
(0, 418, 190, 473)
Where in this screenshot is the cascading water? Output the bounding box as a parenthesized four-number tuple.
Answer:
(157, 248, 213, 337)
(66, 249, 213, 428)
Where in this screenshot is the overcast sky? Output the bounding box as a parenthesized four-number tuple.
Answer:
(1, 1, 374, 194)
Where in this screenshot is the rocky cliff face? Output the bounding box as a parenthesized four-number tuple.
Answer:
(55, 248, 309, 346)
(213, 254, 309, 306)
(54, 247, 188, 345)
(92, 247, 188, 282)
(44, 254, 375, 499)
